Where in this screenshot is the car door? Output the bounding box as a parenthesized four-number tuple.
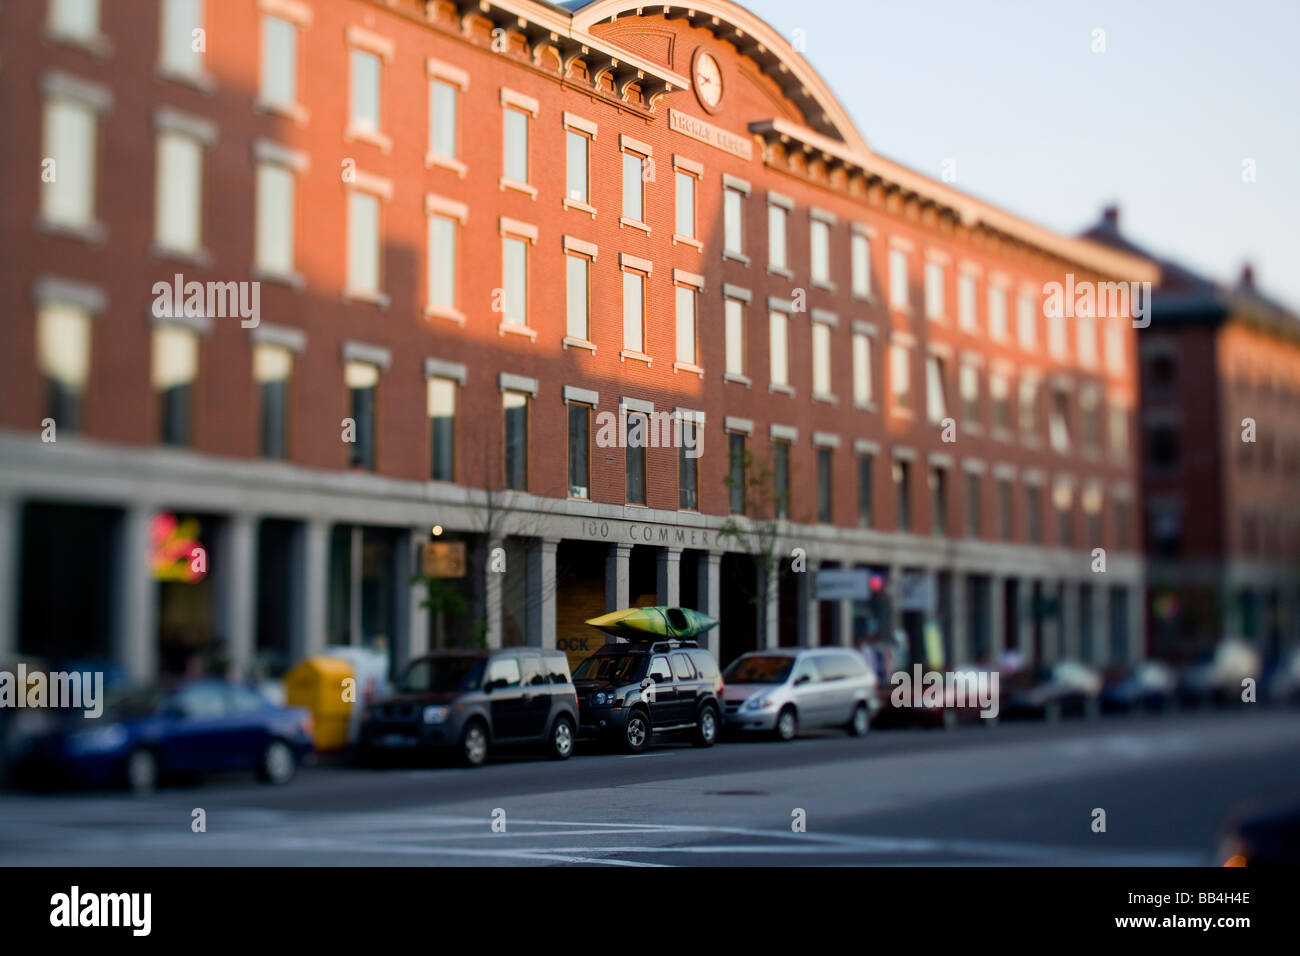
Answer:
(223, 685, 274, 770)
(485, 656, 525, 740)
(789, 656, 830, 726)
(517, 652, 552, 740)
(156, 683, 234, 773)
(670, 652, 700, 724)
(644, 655, 677, 726)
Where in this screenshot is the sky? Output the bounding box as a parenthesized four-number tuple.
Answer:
(741, 0, 1300, 309)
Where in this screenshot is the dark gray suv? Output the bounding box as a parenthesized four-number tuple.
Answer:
(360, 649, 578, 766)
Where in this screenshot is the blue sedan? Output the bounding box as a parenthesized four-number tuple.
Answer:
(10, 680, 314, 793)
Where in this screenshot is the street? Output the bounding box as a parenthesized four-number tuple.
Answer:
(2, 710, 1298, 866)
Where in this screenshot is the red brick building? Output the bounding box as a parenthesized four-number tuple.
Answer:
(0, 0, 1154, 684)
(1086, 208, 1300, 663)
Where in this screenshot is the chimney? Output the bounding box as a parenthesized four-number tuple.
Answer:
(1102, 205, 1120, 231)
(1239, 263, 1255, 290)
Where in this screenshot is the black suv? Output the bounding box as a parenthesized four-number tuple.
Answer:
(360, 649, 578, 766)
(572, 640, 723, 752)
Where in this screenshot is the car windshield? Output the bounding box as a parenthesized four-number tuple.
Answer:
(723, 655, 795, 684)
(399, 656, 485, 694)
(573, 653, 644, 683)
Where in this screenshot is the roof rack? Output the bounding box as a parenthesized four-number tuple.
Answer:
(604, 636, 700, 653)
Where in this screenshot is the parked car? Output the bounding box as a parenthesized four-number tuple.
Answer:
(1004, 660, 1102, 720)
(1177, 639, 1261, 708)
(1100, 661, 1178, 714)
(1263, 648, 1300, 707)
(360, 649, 578, 767)
(573, 639, 722, 752)
(9, 680, 314, 793)
(873, 662, 1000, 729)
(721, 648, 877, 740)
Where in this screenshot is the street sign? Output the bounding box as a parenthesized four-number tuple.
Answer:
(422, 541, 466, 578)
(815, 568, 871, 601)
(899, 570, 936, 612)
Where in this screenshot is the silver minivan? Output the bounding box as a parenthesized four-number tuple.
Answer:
(721, 648, 879, 740)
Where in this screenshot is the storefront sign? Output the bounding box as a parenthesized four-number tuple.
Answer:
(669, 109, 753, 160)
(578, 519, 714, 550)
(815, 569, 871, 601)
(898, 570, 936, 612)
(422, 541, 466, 578)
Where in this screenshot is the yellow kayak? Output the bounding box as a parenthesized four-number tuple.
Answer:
(585, 606, 718, 640)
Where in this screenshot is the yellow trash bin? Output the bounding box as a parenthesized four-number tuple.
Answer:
(284, 656, 355, 751)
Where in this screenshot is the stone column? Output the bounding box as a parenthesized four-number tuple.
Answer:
(797, 560, 820, 646)
(698, 551, 722, 658)
(295, 518, 329, 661)
(116, 504, 158, 684)
(989, 574, 1006, 659)
(485, 537, 505, 649)
(887, 563, 904, 642)
(1127, 579, 1145, 663)
(1092, 582, 1111, 668)
(1017, 578, 1035, 662)
(605, 542, 631, 612)
(407, 530, 430, 661)
(526, 537, 558, 649)
(219, 513, 258, 681)
(949, 572, 969, 665)
(837, 598, 855, 647)
(656, 547, 682, 607)
(760, 562, 779, 649)
(1062, 579, 1081, 662)
(0, 493, 18, 662)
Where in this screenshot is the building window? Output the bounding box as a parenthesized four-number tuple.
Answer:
(724, 298, 745, 378)
(857, 453, 874, 528)
(37, 301, 92, 433)
(889, 248, 909, 310)
(851, 232, 871, 298)
(567, 402, 590, 498)
(1109, 404, 1128, 460)
(622, 151, 644, 222)
(503, 390, 528, 490)
(675, 170, 695, 239)
(566, 253, 589, 341)
(768, 202, 787, 271)
(930, 466, 948, 536)
(430, 79, 459, 164)
(345, 360, 378, 470)
(853, 333, 873, 407)
(925, 261, 945, 320)
(1084, 487, 1103, 547)
(254, 343, 291, 459)
(890, 344, 911, 412)
(49, 0, 101, 43)
(427, 213, 457, 312)
(1080, 390, 1101, 454)
(160, 0, 204, 80)
(817, 448, 833, 523)
(893, 460, 912, 532)
(1054, 483, 1074, 547)
(1049, 386, 1071, 452)
(1016, 293, 1036, 349)
(812, 323, 832, 398)
(1114, 499, 1131, 551)
(349, 49, 382, 136)
(724, 186, 744, 256)
(1146, 424, 1180, 473)
(996, 479, 1013, 541)
(1019, 379, 1037, 438)
(503, 106, 529, 184)
(1048, 306, 1067, 359)
(255, 160, 296, 278)
(958, 272, 977, 331)
(428, 377, 456, 482)
(625, 412, 647, 505)
(1077, 314, 1097, 368)
(260, 15, 299, 110)
(925, 355, 948, 424)
(502, 235, 528, 329)
(773, 440, 790, 518)
(153, 325, 198, 447)
(679, 422, 698, 510)
(622, 270, 645, 353)
(965, 472, 981, 537)
(988, 286, 1008, 341)
(959, 363, 980, 424)
(1105, 320, 1125, 374)
(1026, 485, 1043, 544)
(810, 219, 831, 286)
(728, 433, 746, 515)
(675, 284, 698, 366)
(347, 190, 381, 297)
(155, 129, 204, 255)
(992, 373, 1011, 431)
(769, 311, 789, 389)
(40, 97, 98, 231)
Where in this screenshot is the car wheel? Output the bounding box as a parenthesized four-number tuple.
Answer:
(257, 739, 297, 785)
(548, 716, 575, 760)
(622, 709, 650, 754)
(126, 748, 158, 795)
(694, 704, 719, 747)
(775, 706, 797, 742)
(461, 720, 489, 767)
(847, 703, 870, 737)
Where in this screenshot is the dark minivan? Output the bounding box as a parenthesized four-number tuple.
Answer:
(573, 639, 723, 753)
(360, 649, 578, 766)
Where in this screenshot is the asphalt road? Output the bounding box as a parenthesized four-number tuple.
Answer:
(2, 710, 1298, 866)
